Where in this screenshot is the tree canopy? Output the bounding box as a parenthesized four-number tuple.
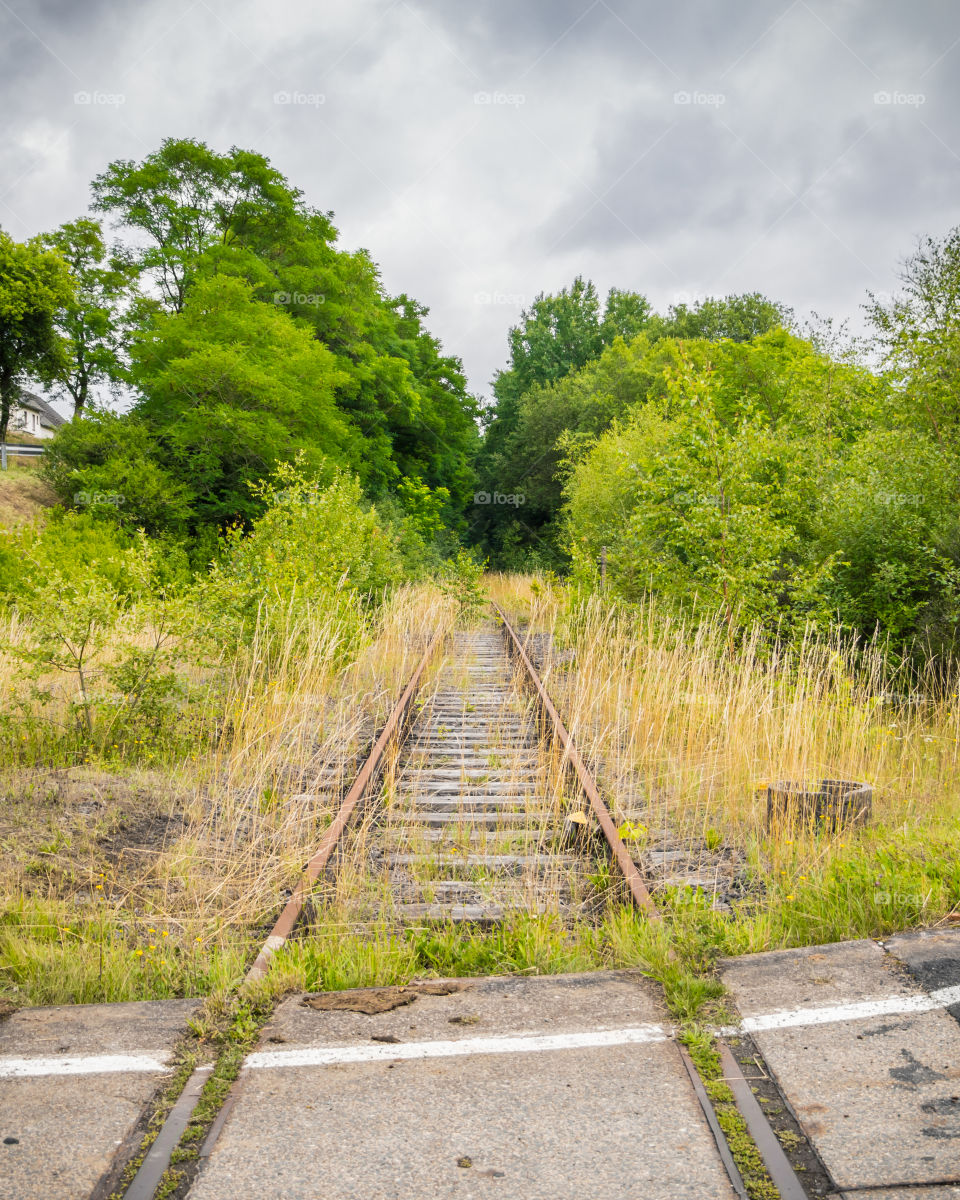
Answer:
(0, 230, 75, 443)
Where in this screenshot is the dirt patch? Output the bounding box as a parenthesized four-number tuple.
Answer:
(0, 766, 189, 901)
(0, 467, 58, 529)
(302, 981, 466, 1014)
(98, 811, 183, 866)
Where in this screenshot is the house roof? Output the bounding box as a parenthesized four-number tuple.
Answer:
(16, 389, 67, 429)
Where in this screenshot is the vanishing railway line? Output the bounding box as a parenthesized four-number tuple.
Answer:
(6, 605, 960, 1200)
(247, 606, 657, 981)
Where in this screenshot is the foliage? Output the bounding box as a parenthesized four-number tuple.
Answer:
(41, 410, 194, 537)
(0, 229, 75, 442)
(39, 217, 137, 417)
(476, 278, 652, 561)
(438, 547, 487, 617)
(2, 523, 196, 754)
(559, 328, 955, 639)
(867, 225, 960, 445)
(202, 461, 407, 648)
(646, 291, 792, 343)
(91, 137, 305, 314)
(129, 274, 354, 529)
(89, 137, 479, 508)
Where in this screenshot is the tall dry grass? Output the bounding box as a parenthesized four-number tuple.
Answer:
(488, 572, 960, 946)
(0, 582, 460, 1004)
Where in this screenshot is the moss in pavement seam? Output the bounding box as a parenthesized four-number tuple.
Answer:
(106, 1042, 204, 1200)
(680, 1028, 781, 1200)
(147, 991, 278, 1200)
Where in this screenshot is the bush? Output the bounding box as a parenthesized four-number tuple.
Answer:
(201, 462, 407, 650)
(41, 411, 193, 537)
(2, 527, 200, 758)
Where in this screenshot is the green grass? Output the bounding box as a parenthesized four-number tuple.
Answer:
(0, 897, 252, 1007)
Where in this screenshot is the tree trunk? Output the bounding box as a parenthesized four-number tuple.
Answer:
(0, 368, 15, 447)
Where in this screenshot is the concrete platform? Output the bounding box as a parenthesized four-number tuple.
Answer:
(886, 928, 960, 1022)
(0, 998, 197, 1200)
(190, 971, 737, 1200)
(723, 938, 960, 1193)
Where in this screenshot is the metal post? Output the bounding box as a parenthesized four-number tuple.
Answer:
(600, 545, 607, 587)
(1, 443, 6, 471)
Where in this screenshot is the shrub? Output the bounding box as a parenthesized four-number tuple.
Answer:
(201, 461, 407, 650)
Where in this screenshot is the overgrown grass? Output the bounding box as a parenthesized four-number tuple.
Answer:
(5, 573, 960, 1016)
(489, 572, 960, 951)
(0, 897, 252, 1006)
(0, 583, 457, 1009)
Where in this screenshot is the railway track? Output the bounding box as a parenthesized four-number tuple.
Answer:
(371, 625, 592, 922)
(248, 607, 656, 980)
(7, 605, 957, 1200)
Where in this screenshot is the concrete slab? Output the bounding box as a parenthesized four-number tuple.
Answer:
(723, 940, 960, 1191)
(190, 971, 737, 1200)
(886, 928, 960, 1022)
(0, 999, 197, 1200)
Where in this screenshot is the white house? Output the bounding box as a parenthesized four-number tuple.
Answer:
(9, 390, 67, 439)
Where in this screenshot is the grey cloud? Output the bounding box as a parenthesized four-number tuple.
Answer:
(0, 0, 958, 396)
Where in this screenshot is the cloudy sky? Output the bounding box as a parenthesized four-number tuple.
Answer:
(2, 0, 958, 401)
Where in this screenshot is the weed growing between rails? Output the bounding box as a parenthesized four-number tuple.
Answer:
(0, 584, 455, 1009)
(490, 573, 960, 952)
(285, 615, 602, 957)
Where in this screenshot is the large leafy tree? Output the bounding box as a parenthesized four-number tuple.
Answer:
(867, 225, 960, 444)
(91, 138, 305, 313)
(91, 138, 477, 504)
(128, 274, 353, 528)
(0, 230, 74, 444)
(40, 218, 137, 418)
(475, 278, 650, 561)
(46, 274, 357, 536)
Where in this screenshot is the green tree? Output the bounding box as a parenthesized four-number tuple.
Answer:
(813, 428, 960, 644)
(128, 274, 354, 529)
(561, 333, 882, 631)
(476, 279, 650, 560)
(40, 218, 137, 418)
(647, 292, 791, 343)
(92, 138, 306, 313)
(0, 230, 74, 444)
(93, 138, 478, 503)
(867, 225, 960, 444)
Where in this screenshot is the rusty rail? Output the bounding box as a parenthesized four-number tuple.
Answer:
(493, 603, 661, 921)
(245, 628, 446, 982)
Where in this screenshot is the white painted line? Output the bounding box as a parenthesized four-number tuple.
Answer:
(734, 982, 960, 1035)
(2, 985, 957, 1080)
(244, 1023, 670, 1070)
(0, 1053, 170, 1079)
